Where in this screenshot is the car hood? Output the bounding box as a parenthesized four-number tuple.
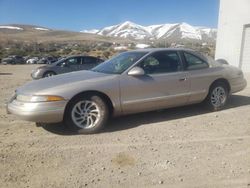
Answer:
(17, 70, 117, 95)
(37, 65, 49, 69)
(37, 63, 55, 69)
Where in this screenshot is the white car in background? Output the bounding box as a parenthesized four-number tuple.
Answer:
(26, 57, 39, 64)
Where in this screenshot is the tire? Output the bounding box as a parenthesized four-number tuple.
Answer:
(205, 81, 229, 111)
(64, 95, 109, 134)
(43, 71, 56, 78)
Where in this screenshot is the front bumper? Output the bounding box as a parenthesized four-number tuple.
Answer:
(7, 99, 68, 123)
(31, 69, 43, 80)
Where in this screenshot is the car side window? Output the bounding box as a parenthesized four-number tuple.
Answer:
(183, 52, 209, 70)
(66, 57, 81, 65)
(139, 51, 181, 74)
(82, 57, 97, 64)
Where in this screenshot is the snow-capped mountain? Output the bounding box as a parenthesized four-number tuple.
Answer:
(82, 21, 217, 41)
(97, 21, 151, 40)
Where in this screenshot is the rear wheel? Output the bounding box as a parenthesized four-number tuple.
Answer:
(205, 82, 229, 111)
(43, 71, 56, 78)
(64, 95, 109, 134)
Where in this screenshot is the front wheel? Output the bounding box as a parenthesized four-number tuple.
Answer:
(43, 71, 56, 78)
(205, 82, 229, 111)
(64, 95, 109, 134)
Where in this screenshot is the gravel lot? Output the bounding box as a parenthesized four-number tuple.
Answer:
(0, 65, 250, 188)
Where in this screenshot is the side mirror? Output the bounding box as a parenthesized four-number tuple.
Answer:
(128, 66, 145, 76)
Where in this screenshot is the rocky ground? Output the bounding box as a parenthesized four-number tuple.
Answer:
(0, 65, 250, 188)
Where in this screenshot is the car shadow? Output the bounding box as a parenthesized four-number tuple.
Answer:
(41, 95, 250, 135)
(0, 73, 13, 75)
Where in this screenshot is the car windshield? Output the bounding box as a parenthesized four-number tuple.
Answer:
(92, 51, 148, 74)
(54, 58, 66, 66)
(205, 55, 215, 64)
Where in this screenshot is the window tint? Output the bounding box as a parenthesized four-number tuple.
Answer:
(92, 52, 147, 74)
(96, 58, 103, 63)
(139, 51, 181, 74)
(66, 57, 81, 65)
(183, 52, 208, 70)
(83, 57, 97, 64)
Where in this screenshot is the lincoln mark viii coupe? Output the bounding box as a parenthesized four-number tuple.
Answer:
(7, 48, 247, 134)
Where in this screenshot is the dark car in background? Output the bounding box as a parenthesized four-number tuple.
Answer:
(1, 55, 25, 64)
(31, 55, 104, 79)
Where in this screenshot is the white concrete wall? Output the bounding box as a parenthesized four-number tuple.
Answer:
(215, 0, 250, 68)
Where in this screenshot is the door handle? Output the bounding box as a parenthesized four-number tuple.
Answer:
(179, 77, 187, 81)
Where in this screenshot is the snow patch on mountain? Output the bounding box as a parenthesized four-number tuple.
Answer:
(34, 27, 49, 31)
(0, 26, 23, 30)
(97, 21, 151, 40)
(178, 23, 202, 40)
(80, 29, 99, 34)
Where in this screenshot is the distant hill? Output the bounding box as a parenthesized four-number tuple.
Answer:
(0, 24, 130, 44)
(0, 22, 216, 45)
(0, 24, 216, 59)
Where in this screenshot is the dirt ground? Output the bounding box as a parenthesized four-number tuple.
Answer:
(0, 65, 250, 188)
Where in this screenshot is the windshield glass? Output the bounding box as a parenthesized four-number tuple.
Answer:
(205, 55, 215, 64)
(51, 58, 65, 66)
(92, 51, 148, 74)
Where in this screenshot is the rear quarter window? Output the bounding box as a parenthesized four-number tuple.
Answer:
(183, 52, 209, 70)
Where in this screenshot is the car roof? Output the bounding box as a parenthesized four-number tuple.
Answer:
(129, 48, 212, 64)
(66, 55, 99, 59)
(129, 48, 196, 53)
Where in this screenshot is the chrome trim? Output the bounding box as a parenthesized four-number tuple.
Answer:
(123, 93, 189, 105)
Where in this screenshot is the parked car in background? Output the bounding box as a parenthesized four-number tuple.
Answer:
(31, 55, 104, 79)
(26, 57, 39, 64)
(1, 55, 25, 64)
(47, 56, 61, 64)
(7, 48, 247, 134)
(23, 56, 31, 62)
(37, 56, 58, 64)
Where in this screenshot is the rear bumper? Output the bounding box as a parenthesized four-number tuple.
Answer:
(7, 99, 67, 123)
(230, 77, 247, 93)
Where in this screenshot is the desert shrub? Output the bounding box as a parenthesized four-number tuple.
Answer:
(102, 50, 111, 59)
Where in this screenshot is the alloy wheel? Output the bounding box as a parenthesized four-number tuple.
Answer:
(71, 100, 101, 129)
(45, 72, 55, 77)
(211, 86, 227, 108)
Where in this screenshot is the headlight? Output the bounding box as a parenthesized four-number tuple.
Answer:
(32, 69, 40, 74)
(16, 94, 65, 102)
(9, 92, 17, 103)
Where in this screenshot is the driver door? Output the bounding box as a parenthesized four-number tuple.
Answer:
(120, 51, 190, 114)
(59, 57, 81, 74)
